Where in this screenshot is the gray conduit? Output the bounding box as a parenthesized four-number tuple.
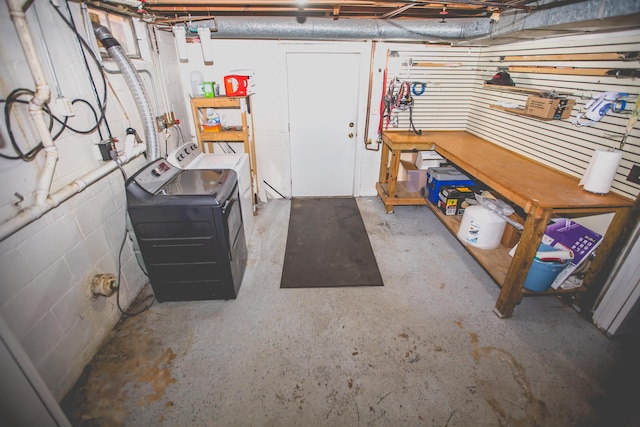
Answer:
(93, 24, 159, 160)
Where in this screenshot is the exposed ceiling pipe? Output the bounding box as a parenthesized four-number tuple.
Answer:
(6, 0, 58, 208)
(93, 23, 160, 160)
(485, 0, 640, 41)
(188, 16, 491, 42)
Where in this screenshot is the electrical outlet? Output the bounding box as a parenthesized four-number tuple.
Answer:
(627, 164, 640, 185)
(54, 97, 75, 117)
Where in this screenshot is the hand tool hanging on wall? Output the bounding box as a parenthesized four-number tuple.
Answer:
(382, 78, 422, 135)
(619, 98, 640, 150)
(572, 92, 628, 127)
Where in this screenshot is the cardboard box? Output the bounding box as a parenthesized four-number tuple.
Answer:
(437, 185, 478, 215)
(500, 222, 521, 248)
(415, 151, 445, 170)
(524, 96, 575, 120)
(400, 160, 427, 193)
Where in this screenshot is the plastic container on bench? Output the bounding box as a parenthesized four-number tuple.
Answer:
(456, 205, 507, 250)
(426, 166, 475, 204)
(522, 243, 569, 292)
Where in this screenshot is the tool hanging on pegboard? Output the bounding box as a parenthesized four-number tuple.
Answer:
(382, 77, 422, 135)
(619, 97, 640, 150)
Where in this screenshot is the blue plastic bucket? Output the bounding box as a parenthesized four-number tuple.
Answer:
(522, 243, 569, 292)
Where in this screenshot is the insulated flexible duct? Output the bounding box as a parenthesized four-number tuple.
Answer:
(189, 16, 491, 41)
(93, 24, 159, 160)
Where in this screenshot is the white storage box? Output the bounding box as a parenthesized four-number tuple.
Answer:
(415, 151, 445, 170)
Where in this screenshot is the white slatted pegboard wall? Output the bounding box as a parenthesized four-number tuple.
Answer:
(385, 45, 482, 131)
(469, 30, 640, 199)
(387, 29, 640, 199)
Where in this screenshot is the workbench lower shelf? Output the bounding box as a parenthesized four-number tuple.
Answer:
(424, 200, 587, 297)
(376, 181, 428, 213)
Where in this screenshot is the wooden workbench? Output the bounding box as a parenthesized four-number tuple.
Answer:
(377, 130, 634, 318)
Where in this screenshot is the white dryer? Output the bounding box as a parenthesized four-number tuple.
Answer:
(168, 142, 254, 240)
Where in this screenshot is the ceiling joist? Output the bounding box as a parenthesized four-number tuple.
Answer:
(136, 0, 539, 23)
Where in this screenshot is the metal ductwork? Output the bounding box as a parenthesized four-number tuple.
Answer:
(480, 0, 640, 44)
(190, 16, 491, 42)
(93, 24, 159, 160)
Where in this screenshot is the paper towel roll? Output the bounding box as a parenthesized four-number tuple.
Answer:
(579, 150, 622, 194)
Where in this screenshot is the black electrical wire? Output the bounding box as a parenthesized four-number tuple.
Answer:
(62, 0, 108, 140)
(263, 180, 287, 199)
(175, 123, 186, 144)
(49, 0, 110, 139)
(1, 88, 68, 161)
(409, 105, 422, 135)
(1, 88, 110, 160)
(113, 159, 155, 317)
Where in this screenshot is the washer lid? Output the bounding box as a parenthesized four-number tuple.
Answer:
(160, 169, 236, 199)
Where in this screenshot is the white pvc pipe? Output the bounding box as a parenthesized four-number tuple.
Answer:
(7, 0, 59, 207)
(0, 145, 146, 242)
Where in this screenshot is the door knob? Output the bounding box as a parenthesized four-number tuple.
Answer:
(348, 132, 354, 138)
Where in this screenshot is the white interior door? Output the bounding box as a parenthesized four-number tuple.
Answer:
(286, 52, 361, 197)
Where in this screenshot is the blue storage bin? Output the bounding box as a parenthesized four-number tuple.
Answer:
(523, 243, 569, 292)
(426, 167, 475, 204)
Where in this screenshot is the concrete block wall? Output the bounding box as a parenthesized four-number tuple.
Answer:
(0, 156, 147, 399)
(0, 1, 187, 401)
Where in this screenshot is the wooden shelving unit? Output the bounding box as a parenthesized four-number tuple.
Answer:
(191, 96, 250, 153)
(377, 130, 634, 318)
(190, 95, 259, 203)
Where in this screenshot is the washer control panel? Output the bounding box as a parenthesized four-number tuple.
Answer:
(133, 159, 180, 194)
(172, 142, 202, 168)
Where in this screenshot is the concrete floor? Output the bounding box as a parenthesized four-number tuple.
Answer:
(62, 197, 638, 426)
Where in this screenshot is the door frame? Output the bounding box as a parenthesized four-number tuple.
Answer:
(280, 41, 372, 198)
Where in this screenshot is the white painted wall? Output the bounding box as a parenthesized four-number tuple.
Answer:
(0, 2, 187, 400)
(171, 38, 486, 198)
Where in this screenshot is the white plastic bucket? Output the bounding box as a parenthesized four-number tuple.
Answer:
(457, 205, 507, 250)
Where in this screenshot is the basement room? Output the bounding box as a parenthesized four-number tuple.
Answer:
(1, 0, 640, 425)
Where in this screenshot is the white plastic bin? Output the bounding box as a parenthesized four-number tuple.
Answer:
(457, 205, 507, 250)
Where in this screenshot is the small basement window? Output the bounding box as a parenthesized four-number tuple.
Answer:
(87, 7, 140, 58)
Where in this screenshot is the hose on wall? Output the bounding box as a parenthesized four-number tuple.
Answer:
(93, 23, 159, 160)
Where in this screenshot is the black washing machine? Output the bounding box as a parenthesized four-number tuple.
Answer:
(126, 158, 247, 302)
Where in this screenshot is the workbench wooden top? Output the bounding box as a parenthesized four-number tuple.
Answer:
(382, 130, 633, 211)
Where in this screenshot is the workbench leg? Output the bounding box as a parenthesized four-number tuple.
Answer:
(378, 142, 390, 184)
(387, 150, 401, 198)
(494, 206, 552, 318)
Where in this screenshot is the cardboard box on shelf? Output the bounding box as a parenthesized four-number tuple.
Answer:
(501, 222, 522, 248)
(400, 160, 427, 193)
(524, 96, 575, 120)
